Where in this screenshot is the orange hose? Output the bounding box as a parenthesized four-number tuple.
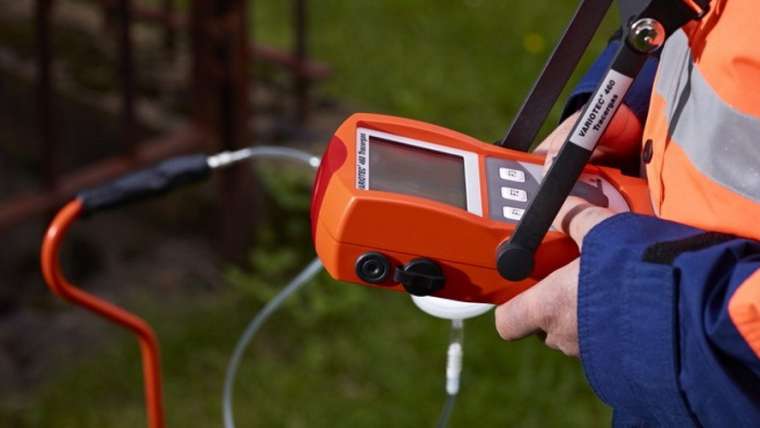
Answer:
(40, 199, 165, 428)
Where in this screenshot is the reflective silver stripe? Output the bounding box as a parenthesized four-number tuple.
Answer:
(655, 30, 760, 203)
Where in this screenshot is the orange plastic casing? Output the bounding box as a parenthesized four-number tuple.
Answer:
(311, 113, 652, 304)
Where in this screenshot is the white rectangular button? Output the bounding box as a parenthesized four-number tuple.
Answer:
(501, 186, 528, 202)
(503, 206, 525, 221)
(499, 167, 525, 182)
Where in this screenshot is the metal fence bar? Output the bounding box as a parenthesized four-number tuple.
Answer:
(218, 0, 256, 260)
(97, 0, 330, 79)
(161, 0, 176, 54)
(293, 0, 309, 125)
(0, 126, 205, 230)
(118, 0, 136, 153)
(2, 0, 329, 234)
(190, 0, 257, 260)
(36, 0, 56, 189)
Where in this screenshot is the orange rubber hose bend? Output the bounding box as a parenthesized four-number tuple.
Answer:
(40, 199, 165, 428)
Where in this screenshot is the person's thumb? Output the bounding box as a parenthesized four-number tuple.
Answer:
(495, 286, 547, 341)
(553, 196, 614, 250)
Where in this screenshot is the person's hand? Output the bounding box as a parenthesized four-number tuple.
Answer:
(494, 196, 615, 357)
(533, 104, 642, 169)
(493, 104, 638, 356)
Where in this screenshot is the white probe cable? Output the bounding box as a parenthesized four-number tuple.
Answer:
(437, 319, 464, 428)
(207, 146, 321, 170)
(222, 258, 323, 428)
(209, 146, 321, 428)
(410, 296, 491, 428)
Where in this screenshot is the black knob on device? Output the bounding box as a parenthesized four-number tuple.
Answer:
(394, 258, 445, 296)
(496, 242, 534, 281)
(355, 252, 391, 284)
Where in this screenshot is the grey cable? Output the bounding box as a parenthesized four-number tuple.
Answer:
(207, 146, 321, 170)
(436, 319, 464, 428)
(222, 258, 323, 428)
(217, 146, 321, 428)
(436, 393, 458, 428)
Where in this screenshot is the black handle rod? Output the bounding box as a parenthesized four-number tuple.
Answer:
(498, 0, 613, 152)
(497, 42, 647, 280)
(496, 0, 710, 282)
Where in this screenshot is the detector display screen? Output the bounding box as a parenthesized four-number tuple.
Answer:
(368, 137, 467, 209)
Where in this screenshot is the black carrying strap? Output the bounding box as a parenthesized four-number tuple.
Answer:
(498, 0, 708, 152)
(496, 0, 710, 281)
(499, 0, 613, 152)
(618, 0, 650, 23)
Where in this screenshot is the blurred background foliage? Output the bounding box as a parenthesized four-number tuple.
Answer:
(1, 0, 620, 426)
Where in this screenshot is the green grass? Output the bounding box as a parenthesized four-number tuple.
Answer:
(255, 0, 616, 142)
(4, 286, 609, 427)
(1, 1, 620, 426)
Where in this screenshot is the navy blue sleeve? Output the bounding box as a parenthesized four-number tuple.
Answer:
(578, 213, 760, 427)
(561, 40, 659, 122)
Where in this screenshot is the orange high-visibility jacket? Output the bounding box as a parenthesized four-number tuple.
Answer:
(569, 1, 760, 426)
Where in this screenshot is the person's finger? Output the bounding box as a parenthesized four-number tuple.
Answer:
(553, 196, 614, 249)
(543, 150, 557, 171)
(592, 103, 642, 164)
(495, 286, 547, 341)
(539, 105, 641, 170)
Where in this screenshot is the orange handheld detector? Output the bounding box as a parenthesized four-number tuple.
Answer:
(311, 113, 652, 304)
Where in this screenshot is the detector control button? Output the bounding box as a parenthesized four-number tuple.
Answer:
(503, 206, 525, 221)
(501, 187, 528, 202)
(499, 167, 526, 183)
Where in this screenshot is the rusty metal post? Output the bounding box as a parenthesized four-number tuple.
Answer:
(293, 0, 309, 125)
(191, 0, 257, 260)
(162, 0, 176, 55)
(36, 0, 56, 189)
(189, 1, 214, 132)
(118, 0, 137, 153)
(100, 0, 115, 31)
